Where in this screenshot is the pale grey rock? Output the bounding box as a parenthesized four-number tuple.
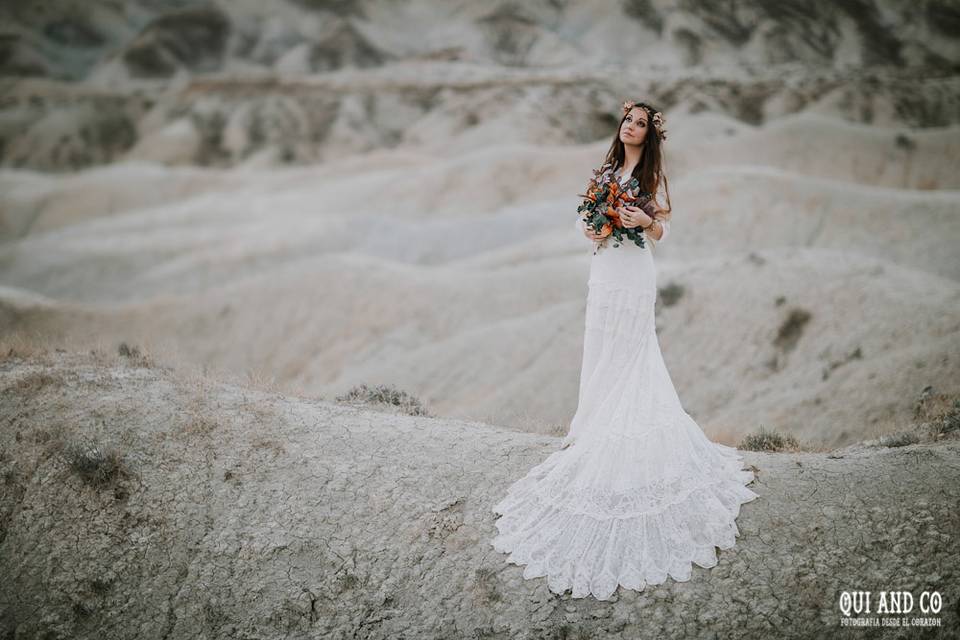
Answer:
(0, 350, 957, 639)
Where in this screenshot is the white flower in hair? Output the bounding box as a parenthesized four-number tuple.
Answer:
(651, 111, 667, 140)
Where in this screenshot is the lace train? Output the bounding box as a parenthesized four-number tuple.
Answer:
(491, 412, 758, 600)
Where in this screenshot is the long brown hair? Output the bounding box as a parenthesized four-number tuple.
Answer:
(601, 101, 672, 221)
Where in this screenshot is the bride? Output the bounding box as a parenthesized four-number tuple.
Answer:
(491, 100, 759, 601)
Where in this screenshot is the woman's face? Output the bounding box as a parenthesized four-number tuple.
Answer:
(619, 107, 648, 147)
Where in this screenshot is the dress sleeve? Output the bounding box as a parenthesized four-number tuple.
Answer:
(658, 218, 670, 242)
(649, 181, 670, 244)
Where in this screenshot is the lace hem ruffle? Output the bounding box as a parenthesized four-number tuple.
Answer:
(491, 443, 759, 600)
(496, 426, 755, 519)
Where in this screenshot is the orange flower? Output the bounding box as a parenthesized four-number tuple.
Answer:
(604, 204, 621, 226)
(598, 222, 612, 238)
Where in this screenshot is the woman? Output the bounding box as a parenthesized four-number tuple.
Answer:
(491, 100, 759, 601)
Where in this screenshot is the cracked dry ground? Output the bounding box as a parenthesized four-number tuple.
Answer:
(1, 351, 958, 639)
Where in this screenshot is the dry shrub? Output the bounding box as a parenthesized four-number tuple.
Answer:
(878, 431, 921, 448)
(2, 371, 63, 397)
(117, 341, 155, 368)
(658, 281, 685, 307)
(931, 400, 960, 436)
(58, 436, 131, 489)
(177, 384, 221, 438)
(181, 409, 220, 438)
(739, 425, 802, 452)
(774, 308, 812, 353)
(0, 330, 49, 363)
(244, 367, 284, 394)
(336, 383, 431, 417)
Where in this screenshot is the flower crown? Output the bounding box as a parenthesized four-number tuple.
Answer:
(622, 100, 667, 141)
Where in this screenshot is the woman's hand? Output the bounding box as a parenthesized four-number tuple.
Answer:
(616, 205, 653, 230)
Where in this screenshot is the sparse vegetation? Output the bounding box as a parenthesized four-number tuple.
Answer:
(2, 371, 62, 397)
(894, 133, 915, 150)
(774, 308, 812, 353)
(921, 397, 960, 440)
(878, 430, 921, 447)
(336, 383, 431, 416)
(821, 345, 863, 380)
(118, 341, 152, 368)
(739, 425, 801, 452)
(58, 436, 131, 488)
(117, 342, 139, 358)
(908, 387, 960, 441)
(913, 385, 957, 422)
(932, 400, 960, 436)
(182, 411, 220, 437)
(243, 367, 286, 394)
(658, 281, 685, 307)
(0, 331, 47, 363)
(865, 394, 960, 448)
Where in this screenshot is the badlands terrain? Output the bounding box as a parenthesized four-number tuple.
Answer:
(1, 112, 957, 449)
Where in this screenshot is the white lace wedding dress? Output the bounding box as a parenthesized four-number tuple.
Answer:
(491, 169, 759, 600)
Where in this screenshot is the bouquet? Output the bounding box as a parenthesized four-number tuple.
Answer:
(577, 164, 658, 250)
